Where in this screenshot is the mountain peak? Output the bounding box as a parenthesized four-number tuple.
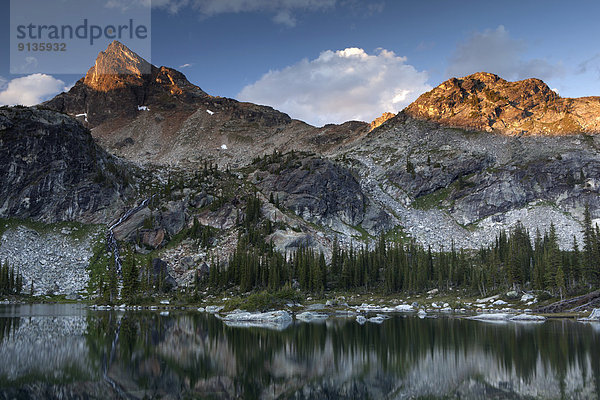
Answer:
(83, 40, 152, 91)
(43, 40, 212, 126)
(403, 72, 600, 135)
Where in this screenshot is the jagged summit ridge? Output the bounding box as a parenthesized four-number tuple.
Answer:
(404, 72, 600, 135)
(83, 40, 152, 91)
(43, 40, 210, 126)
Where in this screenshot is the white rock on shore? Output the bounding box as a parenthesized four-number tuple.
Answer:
(394, 304, 415, 312)
(520, 293, 536, 303)
(468, 313, 514, 321)
(220, 310, 292, 330)
(476, 295, 500, 304)
(296, 311, 329, 322)
(205, 305, 224, 313)
(578, 308, 600, 322)
(510, 314, 546, 322)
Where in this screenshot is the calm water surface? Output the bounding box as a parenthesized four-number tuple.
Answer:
(0, 304, 599, 399)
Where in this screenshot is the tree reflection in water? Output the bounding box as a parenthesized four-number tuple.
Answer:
(82, 313, 600, 399)
(0, 307, 599, 399)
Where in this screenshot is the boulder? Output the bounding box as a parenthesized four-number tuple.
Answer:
(221, 310, 293, 330)
(579, 308, 600, 322)
(506, 290, 519, 299)
(296, 312, 329, 322)
(112, 207, 152, 241)
(510, 314, 546, 322)
(151, 258, 177, 290)
(140, 228, 165, 248)
(160, 201, 187, 236)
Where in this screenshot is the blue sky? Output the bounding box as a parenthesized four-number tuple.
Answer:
(2, 0, 600, 126)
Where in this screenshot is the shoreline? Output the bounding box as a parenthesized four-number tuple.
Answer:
(2, 291, 594, 321)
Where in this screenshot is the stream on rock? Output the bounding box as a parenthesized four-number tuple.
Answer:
(1, 304, 599, 399)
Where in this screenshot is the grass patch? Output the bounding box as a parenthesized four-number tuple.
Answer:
(349, 224, 371, 242)
(412, 187, 451, 210)
(0, 217, 102, 241)
(222, 288, 302, 312)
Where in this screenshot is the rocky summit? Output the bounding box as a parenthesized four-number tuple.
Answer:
(404, 72, 600, 135)
(44, 40, 209, 127)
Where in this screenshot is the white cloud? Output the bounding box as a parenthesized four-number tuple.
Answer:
(238, 47, 431, 126)
(0, 74, 67, 106)
(179, 63, 193, 68)
(446, 25, 563, 81)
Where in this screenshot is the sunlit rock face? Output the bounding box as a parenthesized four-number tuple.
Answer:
(405, 72, 600, 135)
(369, 112, 396, 131)
(83, 40, 152, 91)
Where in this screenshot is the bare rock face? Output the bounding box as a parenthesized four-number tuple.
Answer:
(252, 154, 368, 228)
(0, 106, 131, 224)
(404, 72, 600, 135)
(83, 40, 152, 90)
(369, 112, 396, 131)
(112, 201, 188, 245)
(341, 114, 600, 249)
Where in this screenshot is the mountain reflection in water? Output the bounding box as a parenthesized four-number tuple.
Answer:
(0, 304, 599, 399)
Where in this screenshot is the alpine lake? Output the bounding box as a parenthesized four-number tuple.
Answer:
(0, 303, 599, 399)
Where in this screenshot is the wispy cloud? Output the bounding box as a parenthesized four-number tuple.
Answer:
(107, 0, 337, 26)
(577, 54, 600, 79)
(238, 47, 431, 126)
(109, 0, 384, 26)
(446, 25, 563, 81)
(179, 63, 193, 68)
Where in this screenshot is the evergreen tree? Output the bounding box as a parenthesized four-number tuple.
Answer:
(107, 257, 118, 303)
(544, 223, 561, 294)
(583, 204, 597, 286)
(122, 246, 139, 301)
(556, 264, 566, 300)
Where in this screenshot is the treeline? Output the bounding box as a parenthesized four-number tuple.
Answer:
(204, 197, 600, 299)
(0, 260, 23, 296)
(87, 185, 600, 302)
